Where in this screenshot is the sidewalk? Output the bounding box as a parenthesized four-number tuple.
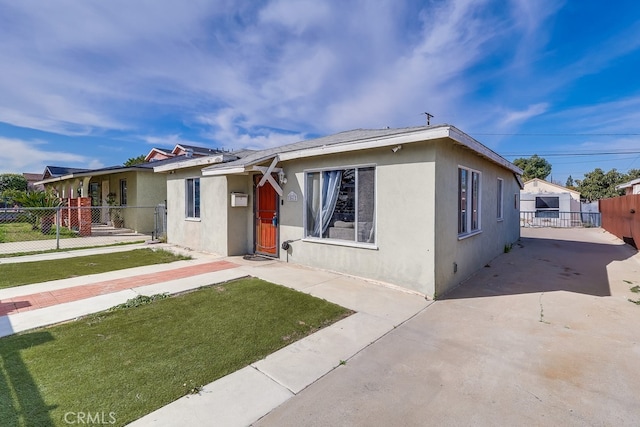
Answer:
(254, 227, 640, 427)
(0, 243, 430, 426)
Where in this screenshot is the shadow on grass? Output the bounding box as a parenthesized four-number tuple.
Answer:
(443, 234, 637, 300)
(0, 331, 57, 426)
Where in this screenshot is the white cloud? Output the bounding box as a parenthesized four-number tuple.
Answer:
(0, 0, 637, 160)
(500, 103, 549, 127)
(259, 0, 331, 35)
(0, 137, 102, 174)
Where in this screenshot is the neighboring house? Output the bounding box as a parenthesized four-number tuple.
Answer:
(145, 147, 175, 162)
(520, 178, 584, 227)
(616, 177, 640, 195)
(36, 144, 227, 234)
(22, 173, 45, 191)
(155, 125, 523, 298)
(144, 144, 228, 162)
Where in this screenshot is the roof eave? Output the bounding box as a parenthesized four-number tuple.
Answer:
(153, 154, 226, 173)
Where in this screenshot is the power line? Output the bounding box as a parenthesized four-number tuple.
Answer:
(473, 133, 640, 136)
(503, 151, 640, 157)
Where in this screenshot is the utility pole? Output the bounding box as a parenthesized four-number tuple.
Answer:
(422, 112, 434, 126)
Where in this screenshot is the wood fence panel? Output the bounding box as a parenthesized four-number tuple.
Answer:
(599, 195, 640, 248)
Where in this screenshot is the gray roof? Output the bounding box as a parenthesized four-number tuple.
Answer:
(202, 126, 436, 173)
(616, 177, 640, 190)
(176, 144, 227, 156)
(38, 155, 196, 184)
(44, 166, 90, 178)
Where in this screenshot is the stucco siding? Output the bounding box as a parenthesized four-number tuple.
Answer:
(523, 179, 580, 201)
(167, 170, 247, 255)
(433, 143, 521, 297)
(277, 143, 437, 295)
(127, 172, 166, 233)
(226, 174, 252, 255)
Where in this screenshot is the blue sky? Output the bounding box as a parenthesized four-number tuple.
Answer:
(1, 0, 639, 184)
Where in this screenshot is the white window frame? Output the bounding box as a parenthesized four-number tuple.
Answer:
(302, 164, 377, 249)
(458, 166, 482, 238)
(497, 178, 504, 221)
(185, 177, 200, 220)
(534, 196, 560, 218)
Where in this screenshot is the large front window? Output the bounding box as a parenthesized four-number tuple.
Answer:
(186, 178, 200, 218)
(458, 167, 481, 236)
(305, 166, 375, 244)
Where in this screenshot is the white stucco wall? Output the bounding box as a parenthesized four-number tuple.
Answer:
(166, 169, 253, 256)
(522, 179, 580, 201)
(163, 138, 520, 298)
(276, 142, 437, 296)
(433, 143, 521, 297)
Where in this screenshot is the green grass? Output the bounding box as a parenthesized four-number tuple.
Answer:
(0, 278, 352, 426)
(0, 222, 78, 243)
(0, 240, 147, 258)
(0, 249, 191, 289)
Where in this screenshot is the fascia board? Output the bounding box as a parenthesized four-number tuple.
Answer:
(36, 174, 76, 185)
(202, 166, 249, 176)
(277, 127, 451, 162)
(36, 167, 149, 185)
(447, 126, 523, 175)
(154, 155, 225, 173)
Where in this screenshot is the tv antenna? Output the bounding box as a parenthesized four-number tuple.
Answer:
(422, 112, 434, 126)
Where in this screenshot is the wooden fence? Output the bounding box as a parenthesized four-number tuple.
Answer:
(599, 194, 640, 248)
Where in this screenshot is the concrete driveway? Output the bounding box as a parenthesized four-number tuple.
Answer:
(255, 228, 640, 426)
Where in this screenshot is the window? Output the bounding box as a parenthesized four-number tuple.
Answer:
(497, 178, 503, 220)
(535, 196, 559, 218)
(186, 178, 200, 218)
(305, 166, 375, 244)
(458, 167, 481, 236)
(119, 180, 127, 206)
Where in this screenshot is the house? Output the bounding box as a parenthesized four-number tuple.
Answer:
(520, 178, 583, 227)
(36, 144, 228, 235)
(22, 173, 45, 191)
(615, 177, 640, 195)
(144, 144, 229, 162)
(154, 125, 523, 298)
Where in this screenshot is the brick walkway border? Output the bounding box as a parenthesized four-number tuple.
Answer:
(0, 260, 239, 316)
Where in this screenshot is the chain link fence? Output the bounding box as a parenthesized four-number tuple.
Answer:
(0, 205, 166, 256)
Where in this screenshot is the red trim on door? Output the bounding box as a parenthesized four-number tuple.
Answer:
(255, 176, 278, 256)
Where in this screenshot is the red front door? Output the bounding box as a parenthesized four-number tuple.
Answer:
(255, 176, 279, 256)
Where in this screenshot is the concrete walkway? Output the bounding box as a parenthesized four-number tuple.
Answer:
(0, 242, 430, 426)
(254, 228, 640, 427)
(2, 228, 638, 426)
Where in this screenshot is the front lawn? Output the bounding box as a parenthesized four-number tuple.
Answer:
(0, 278, 351, 426)
(0, 222, 77, 243)
(0, 248, 191, 289)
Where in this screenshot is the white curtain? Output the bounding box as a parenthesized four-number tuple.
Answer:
(313, 170, 342, 237)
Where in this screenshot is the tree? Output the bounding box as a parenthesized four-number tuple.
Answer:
(513, 154, 552, 181)
(623, 169, 640, 181)
(0, 174, 28, 192)
(575, 168, 624, 201)
(14, 190, 63, 233)
(565, 175, 575, 189)
(123, 155, 146, 166)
